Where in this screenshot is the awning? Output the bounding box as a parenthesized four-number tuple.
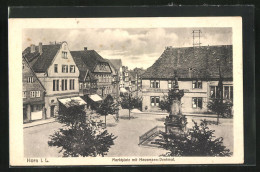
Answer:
(89, 94, 103, 102)
(58, 97, 87, 108)
(120, 88, 127, 93)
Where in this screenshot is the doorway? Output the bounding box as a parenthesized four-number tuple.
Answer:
(50, 105, 55, 117)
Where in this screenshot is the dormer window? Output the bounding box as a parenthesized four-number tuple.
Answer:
(62, 51, 68, 59)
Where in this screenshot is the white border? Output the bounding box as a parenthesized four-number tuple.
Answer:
(9, 17, 243, 166)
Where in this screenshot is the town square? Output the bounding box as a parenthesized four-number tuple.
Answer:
(21, 27, 234, 158)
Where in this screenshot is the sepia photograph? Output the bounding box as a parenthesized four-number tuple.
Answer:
(9, 17, 243, 165)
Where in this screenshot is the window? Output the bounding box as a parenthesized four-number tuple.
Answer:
(22, 63, 25, 69)
(80, 83, 83, 89)
(192, 80, 202, 89)
(224, 86, 233, 99)
(61, 80, 64, 91)
(27, 77, 34, 83)
(151, 96, 160, 106)
(56, 80, 59, 91)
(168, 80, 175, 89)
(30, 91, 35, 98)
(65, 79, 67, 90)
(150, 80, 160, 88)
(36, 91, 41, 97)
(230, 86, 233, 100)
(54, 64, 58, 73)
(23, 91, 26, 98)
(210, 86, 220, 98)
(70, 65, 75, 73)
(62, 65, 68, 73)
(53, 80, 55, 91)
(192, 97, 203, 109)
(70, 79, 75, 90)
(62, 51, 68, 59)
(53, 80, 59, 91)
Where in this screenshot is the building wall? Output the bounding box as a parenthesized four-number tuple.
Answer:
(23, 60, 45, 104)
(141, 79, 233, 113)
(22, 59, 45, 122)
(36, 42, 80, 118)
(93, 63, 114, 98)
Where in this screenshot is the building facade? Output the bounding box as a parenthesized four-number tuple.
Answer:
(22, 57, 46, 123)
(141, 45, 233, 113)
(107, 59, 122, 99)
(71, 48, 114, 99)
(23, 42, 81, 118)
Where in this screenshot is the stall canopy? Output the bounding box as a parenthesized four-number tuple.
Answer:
(58, 97, 87, 108)
(88, 94, 103, 102)
(120, 88, 127, 93)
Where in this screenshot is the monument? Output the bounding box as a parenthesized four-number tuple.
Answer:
(164, 73, 187, 133)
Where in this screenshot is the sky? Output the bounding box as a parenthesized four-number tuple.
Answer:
(23, 28, 232, 69)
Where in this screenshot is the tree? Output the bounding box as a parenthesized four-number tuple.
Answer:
(120, 93, 142, 119)
(48, 100, 116, 157)
(155, 120, 232, 156)
(96, 94, 119, 126)
(207, 98, 233, 118)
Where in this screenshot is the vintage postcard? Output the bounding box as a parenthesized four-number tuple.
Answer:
(9, 17, 243, 166)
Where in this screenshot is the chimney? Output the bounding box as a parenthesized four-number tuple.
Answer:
(84, 47, 88, 51)
(39, 42, 42, 55)
(30, 44, 35, 53)
(188, 68, 192, 78)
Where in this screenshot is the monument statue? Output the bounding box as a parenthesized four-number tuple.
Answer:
(165, 73, 186, 133)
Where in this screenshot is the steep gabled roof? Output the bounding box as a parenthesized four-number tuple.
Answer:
(72, 53, 98, 82)
(108, 59, 122, 71)
(22, 56, 46, 91)
(70, 50, 108, 72)
(23, 44, 61, 73)
(142, 45, 233, 80)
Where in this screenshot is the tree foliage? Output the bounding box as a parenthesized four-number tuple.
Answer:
(207, 98, 233, 118)
(96, 94, 119, 125)
(48, 100, 116, 157)
(120, 94, 142, 111)
(155, 120, 232, 157)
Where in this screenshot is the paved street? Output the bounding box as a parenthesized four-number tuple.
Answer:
(24, 110, 233, 157)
